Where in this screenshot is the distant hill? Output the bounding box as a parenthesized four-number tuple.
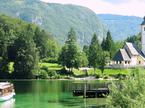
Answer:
(0, 0, 106, 45)
(98, 14, 143, 41)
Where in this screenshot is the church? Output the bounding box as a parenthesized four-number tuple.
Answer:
(111, 17, 145, 68)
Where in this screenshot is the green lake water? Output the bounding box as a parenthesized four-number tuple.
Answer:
(0, 80, 107, 108)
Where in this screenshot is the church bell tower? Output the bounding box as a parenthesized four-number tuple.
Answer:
(141, 16, 145, 55)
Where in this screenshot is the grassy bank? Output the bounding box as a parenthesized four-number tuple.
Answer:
(73, 68, 130, 76)
(9, 62, 135, 79)
(40, 63, 62, 71)
(39, 62, 135, 79)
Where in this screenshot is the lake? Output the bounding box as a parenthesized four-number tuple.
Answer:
(0, 80, 107, 108)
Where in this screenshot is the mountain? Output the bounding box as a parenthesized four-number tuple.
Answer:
(0, 0, 106, 45)
(98, 14, 143, 41)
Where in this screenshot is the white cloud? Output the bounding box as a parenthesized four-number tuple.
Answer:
(40, 0, 145, 17)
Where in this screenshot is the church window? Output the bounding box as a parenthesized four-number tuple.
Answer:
(125, 61, 127, 64)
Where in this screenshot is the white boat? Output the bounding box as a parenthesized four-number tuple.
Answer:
(0, 98, 15, 108)
(0, 82, 15, 101)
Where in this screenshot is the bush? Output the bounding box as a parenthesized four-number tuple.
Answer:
(48, 70, 57, 78)
(39, 70, 48, 79)
(107, 68, 145, 108)
(41, 66, 49, 72)
(103, 75, 110, 79)
(110, 74, 126, 79)
(95, 74, 101, 79)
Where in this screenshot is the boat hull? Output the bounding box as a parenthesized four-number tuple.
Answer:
(0, 92, 15, 102)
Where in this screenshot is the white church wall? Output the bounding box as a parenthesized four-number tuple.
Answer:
(130, 56, 137, 66)
(141, 25, 145, 55)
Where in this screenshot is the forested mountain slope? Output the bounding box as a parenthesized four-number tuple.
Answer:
(0, 0, 106, 45)
(98, 14, 143, 40)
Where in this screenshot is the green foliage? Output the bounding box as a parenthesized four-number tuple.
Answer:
(34, 27, 48, 59)
(83, 45, 89, 57)
(47, 39, 60, 60)
(72, 68, 130, 78)
(58, 28, 80, 71)
(114, 41, 124, 50)
(13, 25, 39, 79)
(40, 65, 58, 79)
(0, 14, 58, 79)
(40, 63, 62, 71)
(0, 24, 16, 78)
(0, 0, 106, 46)
(88, 33, 102, 72)
(75, 52, 88, 68)
(103, 31, 116, 58)
(107, 68, 145, 108)
(126, 33, 141, 48)
(101, 38, 106, 51)
(98, 51, 110, 74)
(39, 70, 48, 79)
(47, 71, 57, 78)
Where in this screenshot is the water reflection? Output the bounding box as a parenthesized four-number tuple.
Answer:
(11, 80, 107, 108)
(0, 98, 15, 108)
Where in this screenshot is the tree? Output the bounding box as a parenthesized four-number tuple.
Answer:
(104, 31, 115, 58)
(58, 28, 79, 72)
(13, 25, 39, 79)
(67, 28, 77, 41)
(83, 45, 89, 57)
(88, 33, 102, 73)
(58, 45, 68, 68)
(47, 39, 59, 61)
(0, 28, 12, 78)
(101, 38, 106, 50)
(98, 51, 110, 74)
(75, 52, 88, 68)
(126, 33, 141, 49)
(34, 27, 49, 59)
(107, 68, 145, 108)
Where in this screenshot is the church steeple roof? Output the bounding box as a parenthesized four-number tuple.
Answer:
(141, 16, 145, 25)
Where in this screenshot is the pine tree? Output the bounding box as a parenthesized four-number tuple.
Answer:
(98, 51, 110, 74)
(75, 52, 88, 68)
(88, 33, 102, 73)
(58, 28, 79, 72)
(105, 31, 115, 58)
(101, 38, 106, 50)
(83, 45, 89, 57)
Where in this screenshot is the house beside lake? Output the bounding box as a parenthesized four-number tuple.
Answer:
(111, 17, 145, 68)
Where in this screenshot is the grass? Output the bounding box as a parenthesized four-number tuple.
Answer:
(39, 62, 62, 71)
(8, 62, 135, 77)
(73, 68, 130, 76)
(40, 62, 135, 75)
(39, 62, 145, 79)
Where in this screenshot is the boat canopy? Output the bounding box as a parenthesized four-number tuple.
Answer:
(0, 82, 12, 90)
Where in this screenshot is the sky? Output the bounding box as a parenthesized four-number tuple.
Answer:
(40, 0, 145, 17)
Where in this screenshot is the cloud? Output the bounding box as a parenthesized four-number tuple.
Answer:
(101, 0, 130, 4)
(40, 0, 145, 17)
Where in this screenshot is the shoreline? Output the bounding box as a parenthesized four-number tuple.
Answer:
(0, 77, 118, 81)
